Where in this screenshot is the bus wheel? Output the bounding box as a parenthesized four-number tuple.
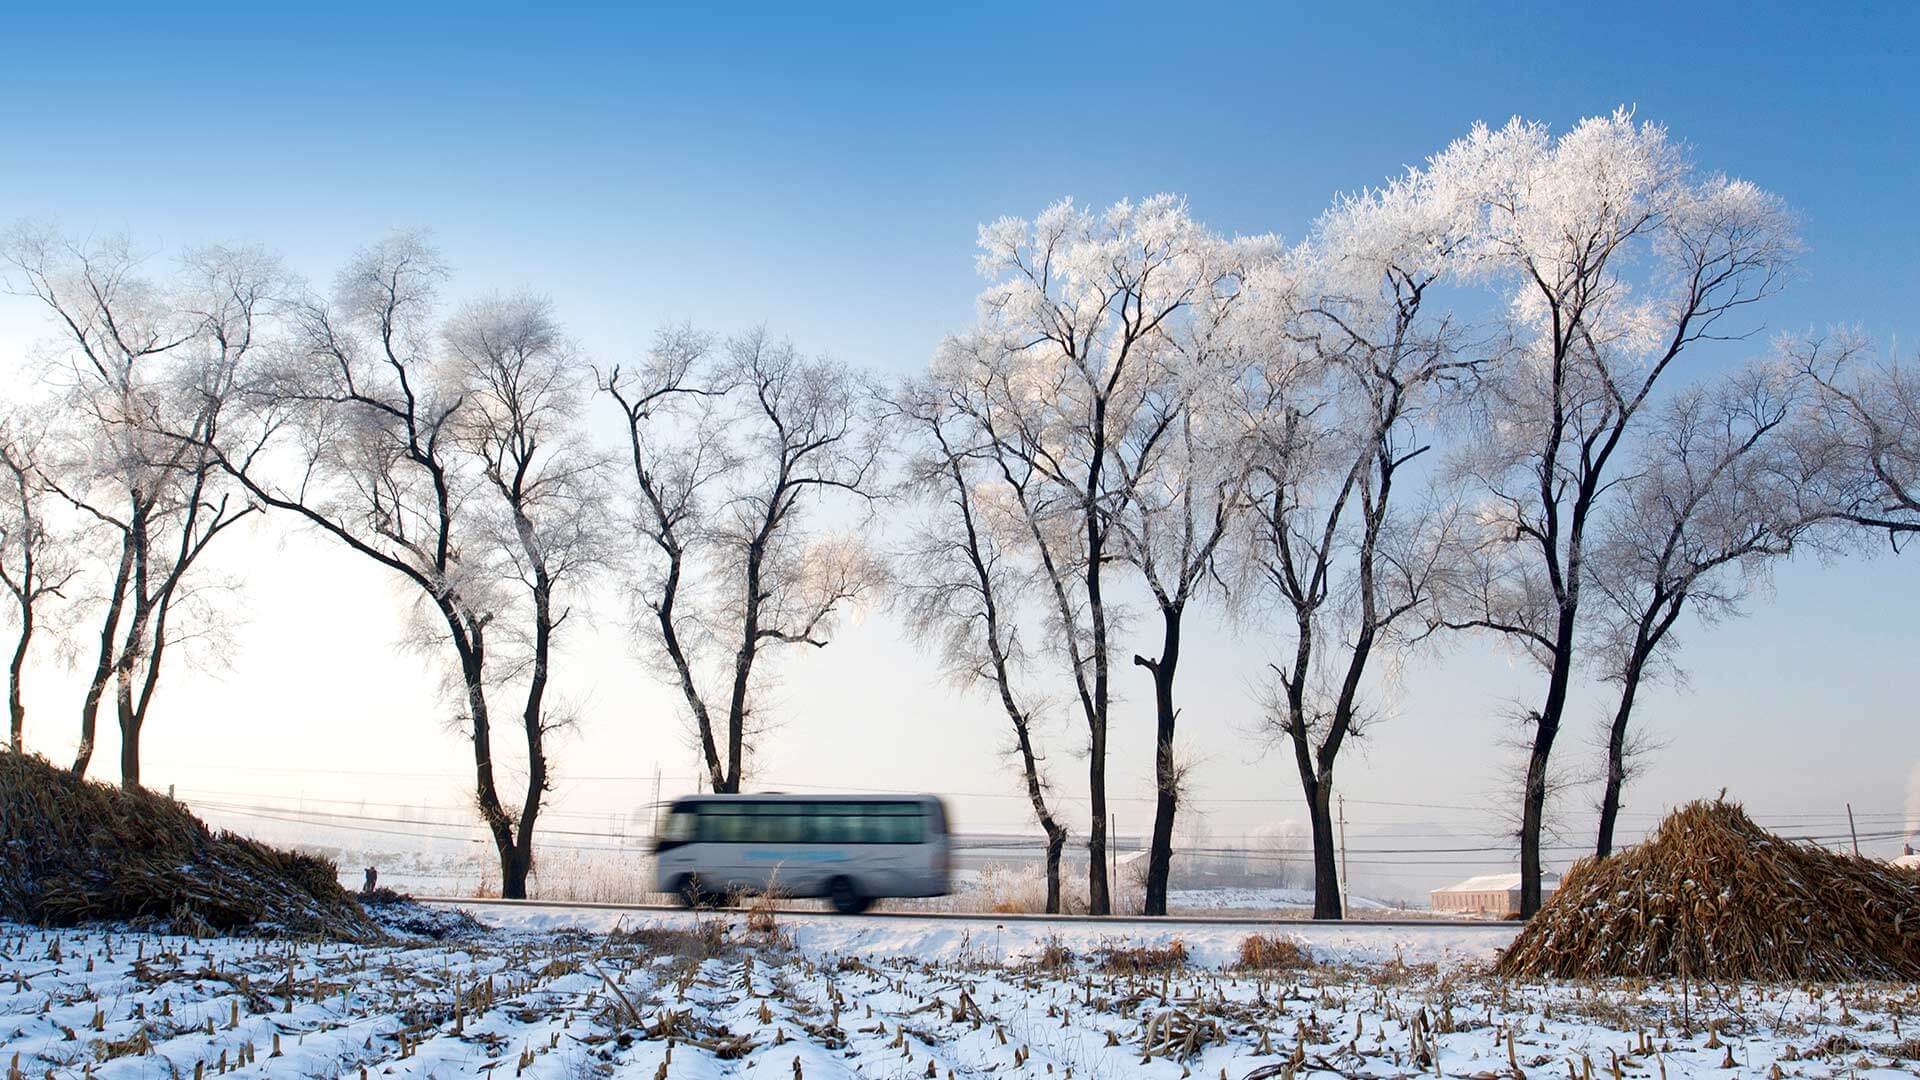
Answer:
(827, 877, 870, 915)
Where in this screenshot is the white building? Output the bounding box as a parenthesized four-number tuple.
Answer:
(1430, 872, 1559, 916)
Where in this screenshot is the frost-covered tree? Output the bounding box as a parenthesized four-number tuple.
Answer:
(605, 328, 883, 795)
(890, 372, 1070, 911)
(1111, 256, 1268, 916)
(444, 293, 611, 894)
(1797, 333, 1920, 544)
(3, 229, 267, 787)
(1432, 111, 1797, 914)
(1239, 173, 1480, 920)
(1587, 359, 1810, 858)
(948, 196, 1246, 914)
(0, 418, 80, 754)
(214, 235, 596, 897)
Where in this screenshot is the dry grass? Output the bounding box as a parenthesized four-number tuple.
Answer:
(1499, 797, 1920, 981)
(0, 751, 377, 940)
(1234, 933, 1312, 971)
(1097, 938, 1188, 974)
(611, 918, 731, 960)
(1031, 934, 1075, 972)
(946, 860, 1148, 915)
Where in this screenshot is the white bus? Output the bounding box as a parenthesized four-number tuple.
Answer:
(652, 794, 951, 913)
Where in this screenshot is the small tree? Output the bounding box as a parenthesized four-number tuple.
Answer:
(891, 373, 1070, 911)
(605, 328, 883, 793)
(0, 419, 79, 753)
(1587, 360, 1810, 856)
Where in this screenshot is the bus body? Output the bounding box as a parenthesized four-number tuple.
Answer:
(652, 793, 950, 913)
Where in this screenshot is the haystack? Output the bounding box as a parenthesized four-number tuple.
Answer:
(1498, 798, 1920, 981)
(0, 752, 379, 940)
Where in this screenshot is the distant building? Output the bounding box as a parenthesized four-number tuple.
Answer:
(1892, 844, 1920, 871)
(1430, 872, 1559, 916)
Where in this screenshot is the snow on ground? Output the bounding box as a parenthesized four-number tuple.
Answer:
(3, 907, 1916, 1079)
(1165, 888, 1401, 914)
(473, 903, 1513, 969)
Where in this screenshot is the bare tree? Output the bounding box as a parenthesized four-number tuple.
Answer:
(1240, 175, 1479, 919)
(1587, 360, 1811, 856)
(952, 195, 1243, 914)
(1430, 112, 1796, 914)
(3, 230, 266, 786)
(212, 235, 587, 897)
(890, 374, 1070, 911)
(0, 419, 80, 753)
(1797, 333, 1920, 543)
(605, 328, 882, 794)
(444, 292, 609, 896)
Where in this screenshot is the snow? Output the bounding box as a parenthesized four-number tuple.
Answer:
(3, 907, 1916, 1079)
(1165, 887, 1398, 913)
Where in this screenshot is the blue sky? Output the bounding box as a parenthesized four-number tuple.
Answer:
(2, 4, 1917, 894)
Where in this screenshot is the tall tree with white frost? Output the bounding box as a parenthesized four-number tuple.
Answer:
(215, 235, 594, 897)
(3, 231, 267, 787)
(891, 371, 1070, 912)
(1587, 359, 1810, 858)
(1111, 253, 1266, 916)
(1432, 111, 1796, 914)
(954, 195, 1242, 914)
(605, 328, 883, 795)
(1240, 174, 1479, 920)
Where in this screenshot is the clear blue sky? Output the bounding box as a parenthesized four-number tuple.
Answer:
(2, 3, 1916, 895)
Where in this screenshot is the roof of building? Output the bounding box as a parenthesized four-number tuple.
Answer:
(1432, 872, 1561, 895)
(1892, 853, 1920, 870)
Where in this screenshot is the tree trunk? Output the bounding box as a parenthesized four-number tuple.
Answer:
(7, 610, 28, 754)
(1307, 780, 1341, 920)
(1280, 611, 1346, 920)
(75, 540, 134, 779)
(509, 554, 554, 900)
(1519, 611, 1577, 916)
(114, 602, 155, 790)
(118, 710, 142, 790)
(1139, 605, 1182, 917)
(1087, 727, 1110, 914)
(1596, 648, 1649, 860)
(1085, 548, 1112, 914)
(501, 839, 535, 900)
(1043, 825, 1066, 915)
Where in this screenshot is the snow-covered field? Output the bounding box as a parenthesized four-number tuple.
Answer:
(3, 906, 1916, 1078)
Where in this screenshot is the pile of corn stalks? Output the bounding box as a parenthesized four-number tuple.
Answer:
(1499, 798, 1920, 980)
(0, 751, 378, 941)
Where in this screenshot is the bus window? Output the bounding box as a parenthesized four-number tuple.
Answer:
(752, 805, 804, 843)
(661, 810, 696, 842)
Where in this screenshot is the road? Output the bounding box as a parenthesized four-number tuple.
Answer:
(415, 893, 1521, 932)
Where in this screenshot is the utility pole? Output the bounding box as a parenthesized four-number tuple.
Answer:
(1109, 812, 1118, 911)
(1847, 802, 1860, 857)
(650, 766, 663, 836)
(1337, 795, 1350, 919)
